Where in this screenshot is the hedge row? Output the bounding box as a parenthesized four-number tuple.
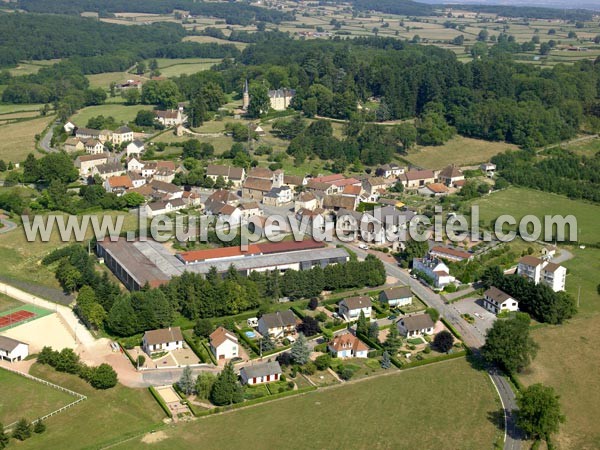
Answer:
(290, 305, 306, 319)
(441, 317, 463, 340)
(119, 343, 137, 368)
(401, 349, 466, 370)
(233, 328, 260, 356)
(356, 331, 383, 351)
(201, 341, 218, 365)
(194, 386, 318, 417)
(148, 386, 172, 418)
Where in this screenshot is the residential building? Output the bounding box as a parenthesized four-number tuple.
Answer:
(209, 326, 239, 360)
(75, 153, 110, 177)
(206, 165, 245, 188)
(400, 169, 436, 189)
(92, 161, 125, 180)
(155, 109, 187, 127)
(142, 327, 184, 355)
(268, 88, 295, 111)
(240, 361, 282, 385)
(147, 180, 183, 199)
(322, 195, 357, 212)
(438, 165, 465, 187)
(84, 139, 104, 155)
(263, 186, 293, 206)
(412, 256, 456, 288)
(112, 126, 134, 145)
(483, 287, 519, 314)
(283, 174, 306, 189)
(129, 171, 146, 189)
(328, 332, 369, 359)
(481, 162, 496, 178)
(517, 256, 566, 292)
(205, 189, 240, 210)
(104, 175, 133, 195)
(75, 127, 102, 141)
(305, 180, 336, 196)
(397, 314, 435, 337)
(376, 163, 405, 178)
(419, 183, 449, 197)
(145, 198, 186, 217)
(242, 177, 272, 201)
(0, 336, 29, 362)
(126, 140, 145, 157)
(362, 177, 387, 196)
(127, 157, 145, 172)
(339, 296, 372, 321)
(294, 191, 319, 212)
(257, 310, 297, 339)
(239, 201, 262, 220)
(379, 286, 413, 308)
(182, 190, 201, 207)
(64, 137, 84, 153)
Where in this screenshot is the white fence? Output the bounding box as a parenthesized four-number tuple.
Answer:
(1, 366, 87, 430)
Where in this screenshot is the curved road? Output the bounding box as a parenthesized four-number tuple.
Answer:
(346, 242, 523, 450)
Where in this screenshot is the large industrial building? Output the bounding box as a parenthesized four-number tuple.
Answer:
(97, 238, 349, 291)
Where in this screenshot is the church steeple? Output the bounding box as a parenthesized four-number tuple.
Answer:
(242, 78, 250, 111)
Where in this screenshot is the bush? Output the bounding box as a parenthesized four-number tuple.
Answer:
(338, 367, 354, 381)
(301, 361, 317, 375)
(136, 355, 146, 367)
(315, 354, 332, 370)
(314, 343, 328, 353)
(33, 419, 46, 434)
(12, 418, 32, 441)
(89, 364, 118, 389)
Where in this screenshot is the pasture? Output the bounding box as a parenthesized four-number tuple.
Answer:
(15, 363, 165, 449)
(7, 59, 60, 77)
(0, 368, 76, 426)
(471, 187, 600, 245)
(0, 115, 54, 162)
(118, 359, 500, 450)
(86, 72, 143, 90)
(70, 104, 153, 128)
(153, 58, 223, 78)
(406, 136, 518, 169)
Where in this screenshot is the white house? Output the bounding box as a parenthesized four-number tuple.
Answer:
(328, 332, 369, 359)
(480, 162, 496, 178)
(379, 286, 413, 308)
(376, 163, 405, 178)
(483, 287, 519, 315)
(126, 140, 145, 157)
(262, 186, 293, 206)
(103, 175, 133, 196)
(75, 153, 110, 177)
(338, 296, 372, 321)
(412, 256, 456, 289)
(517, 256, 566, 292)
(240, 361, 282, 385)
(209, 326, 239, 361)
(127, 157, 145, 172)
(438, 165, 465, 187)
(142, 327, 184, 355)
(0, 336, 29, 362)
(84, 139, 105, 155)
(294, 191, 319, 212)
(155, 109, 187, 127)
(397, 314, 435, 337)
(145, 198, 186, 217)
(257, 310, 297, 340)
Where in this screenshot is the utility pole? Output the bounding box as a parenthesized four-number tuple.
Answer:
(577, 285, 581, 308)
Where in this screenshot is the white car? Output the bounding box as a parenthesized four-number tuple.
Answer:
(358, 243, 369, 250)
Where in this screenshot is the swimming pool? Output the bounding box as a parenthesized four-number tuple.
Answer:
(245, 331, 256, 339)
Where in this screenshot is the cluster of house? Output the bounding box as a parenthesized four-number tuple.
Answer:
(412, 245, 474, 289)
(517, 253, 566, 292)
(64, 124, 135, 154)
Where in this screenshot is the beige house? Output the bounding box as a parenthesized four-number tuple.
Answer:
(242, 177, 273, 201)
(155, 109, 187, 127)
(206, 165, 245, 187)
(75, 153, 110, 177)
(112, 126, 134, 145)
(84, 139, 105, 155)
(64, 137, 84, 153)
(268, 88, 295, 111)
(400, 169, 436, 189)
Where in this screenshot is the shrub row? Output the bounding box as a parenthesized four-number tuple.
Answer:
(233, 328, 260, 356)
(441, 317, 463, 340)
(290, 305, 306, 319)
(201, 341, 218, 365)
(183, 334, 209, 364)
(148, 386, 172, 418)
(401, 349, 466, 370)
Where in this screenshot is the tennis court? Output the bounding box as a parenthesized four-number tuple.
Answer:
(0, 304, 53, 331)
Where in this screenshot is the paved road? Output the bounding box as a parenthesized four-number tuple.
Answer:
(345, 242, 523, 450)
(39, 122, 57, 153)
(0, 216, 17, 234)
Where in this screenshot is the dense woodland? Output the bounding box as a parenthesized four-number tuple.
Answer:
(15, 0, 295, 25)
(42, 244, 385, 337)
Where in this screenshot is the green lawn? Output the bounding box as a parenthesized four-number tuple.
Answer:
(18, 363, 165, 450)
(70, 104, 154, 127)
(0, 368, 76, 426)
(471, 187, 600, 245)
(405, 136, 519, 169)
(0, 115, 54, 162)
(152, 58, 222, 78)
(117, 359, 499, 450)
(0, 293, 23, 312)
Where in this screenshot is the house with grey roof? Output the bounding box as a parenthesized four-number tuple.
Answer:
(240, 361, 282, 385)
(483, 287, 518, 315)
(339, 296, 372, 321)
(397, 314, 435, 337)
(379, 286, 413, 308)
(142, 327, 184, 355)
(0, 336, 29, 362)
(257, 310, 297, 339)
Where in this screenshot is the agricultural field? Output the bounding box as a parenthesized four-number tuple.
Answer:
(405, 136, 519, 169)
(471, 187, 600, 245)
(183, 34, 248, 50)
(70, 104, 154, 128)
(0, 369, 76, 426)
(563, 136, 600, 157)
(519, 248, 600, 450)
(0, 115, 54, 162)
(151, 57, 223, 78)
(7, 59, 61, 77)
(86, 72, 143, 90)
(16, 363, 165, 450)
(0, 209, 139, 289)
(117, 358, 500, 450)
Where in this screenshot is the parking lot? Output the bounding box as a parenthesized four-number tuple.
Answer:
(451, 297, 497, 336)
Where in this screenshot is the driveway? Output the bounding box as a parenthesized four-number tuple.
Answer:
(452, 297, 497, 337)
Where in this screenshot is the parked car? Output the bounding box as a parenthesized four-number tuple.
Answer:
(358, 243, 369, 250)
(387, 314, 397, 320)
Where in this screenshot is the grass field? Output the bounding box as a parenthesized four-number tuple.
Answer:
(0, 368, 75, 426)
(86, 72, 143, 90)
(7, 59, 61, 77)
(17, 363, 165, 449)
(564, 137, 600, 157)
(0, 293, 23, 312)
(406, 136, 519, 169)
(471, 187, 600, 245)
(0, 104, 46, 115)
(0, 115, 54, 162)
(119, 359, 500, 450)
(70, 104, 153, 127)
(151, 58, 222, 78)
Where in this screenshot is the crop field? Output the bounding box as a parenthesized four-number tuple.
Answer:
(405, 136, 519, 169)
(471, 187, 600, 245)
(0, 115, 54, 162)
(153, 58, 223, 77)
(116, 358, 499, 450)
(183, 35, 248, 50)
(15, 364, 165, 450)
(0, 368, 76, 426)
(70, 104, 153, 127)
